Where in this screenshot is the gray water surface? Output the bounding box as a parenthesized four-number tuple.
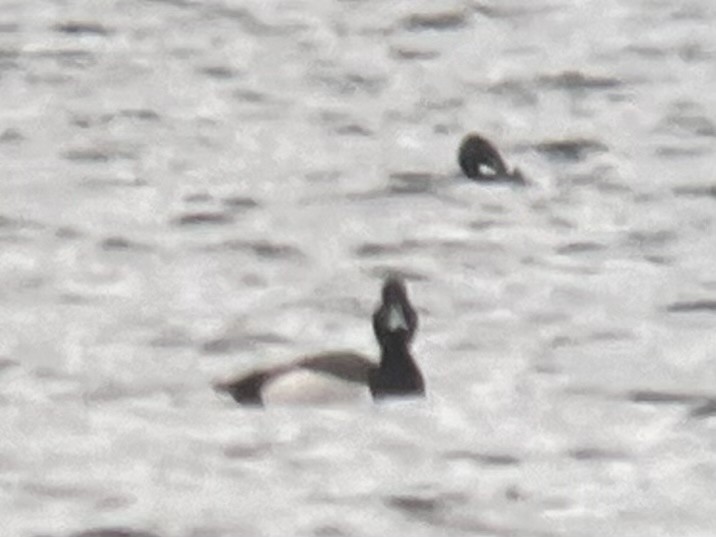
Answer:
(1, 1, 716, 536)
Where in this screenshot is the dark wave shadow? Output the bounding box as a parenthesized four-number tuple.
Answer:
(473, 3, 562, 19)
(0, 214, 44, 231)
(69, 529, 162, 537)
(625, 229, 676, 248)
(385, 490, 550, 536)
(537, 70, 624, 90)
(310, 71, 387, 96)
(145, 0, 302, 36)
(401, 11, 469, 32)
(0, 357, 18, 375)
(389, 47, 440, 61)
(566, 447, 629, 461)
(99, 236, 153, 252)
(221, 195, 260, 211)
(387, 172, 440, 194)
(666, 300, 716, 313)
(198, 65, 240, 80)
(216, 239, 304, 260)
(79, 176, 148, 189)
(118, 109, 161, 122)
(63, 146, 138, 163)
(27, 48, 97, 70)
(690, 399, 716, 418)
(487, 79, 538, 106)
(355, 238, 487, 259)
(53, 22, 112, 36)
(0, 127, 24, 143)
(555, 241, 606, 255)
(223, 441, 273, 460)
(657, 101, 716, 138)
(655, 145, 712, 158)
(627, 389, 704, 405)
(385, 491, 468, 522)
(316, 110, 376, 136)
(443, 450, 521, 467)
(531, 138, 608, 162)
(673, 184, 716, 199)
(172, 212, 234, 226)
(202, 331, 291, 354)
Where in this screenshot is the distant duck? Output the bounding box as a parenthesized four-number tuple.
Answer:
(214, 276, 425, 406)
(458, 133, 525, 184)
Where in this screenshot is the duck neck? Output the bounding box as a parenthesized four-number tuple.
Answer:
(378, 339, 416, 372)
(371, 337, 424, 398)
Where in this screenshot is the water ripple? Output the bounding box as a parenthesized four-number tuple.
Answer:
(666, 300, 716, 313)
(532, 139, 608, 162)
(401, 11, 469, 32)
(53, 22, 112, 36)
(69, 529, 162, 537)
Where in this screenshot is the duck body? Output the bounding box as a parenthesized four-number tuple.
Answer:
(458, 132, 525, 184)
(216, 352, 374, 406)
(215, 277, 424, 407)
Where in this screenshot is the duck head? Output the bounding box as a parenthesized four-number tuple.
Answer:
(458, 132, 525, 184)
(373, 276, 418, 346)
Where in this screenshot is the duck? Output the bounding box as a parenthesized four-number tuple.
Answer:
(214, 276, 425, 406)
(458, 132, 525, 184)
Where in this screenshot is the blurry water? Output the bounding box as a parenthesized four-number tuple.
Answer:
(1, 0, 716, 536)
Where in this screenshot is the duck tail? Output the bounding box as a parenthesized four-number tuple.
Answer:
(214, 370, 268, 406)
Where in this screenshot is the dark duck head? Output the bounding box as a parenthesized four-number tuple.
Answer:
(369, 276, 424, 400)
(458, 133, 525, 184)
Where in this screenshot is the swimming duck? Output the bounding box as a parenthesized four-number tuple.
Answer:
(214, 276, 425, 406)
(458, 132, 524, 184)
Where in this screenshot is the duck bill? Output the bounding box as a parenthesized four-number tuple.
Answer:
(385, 303, 409, 333)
